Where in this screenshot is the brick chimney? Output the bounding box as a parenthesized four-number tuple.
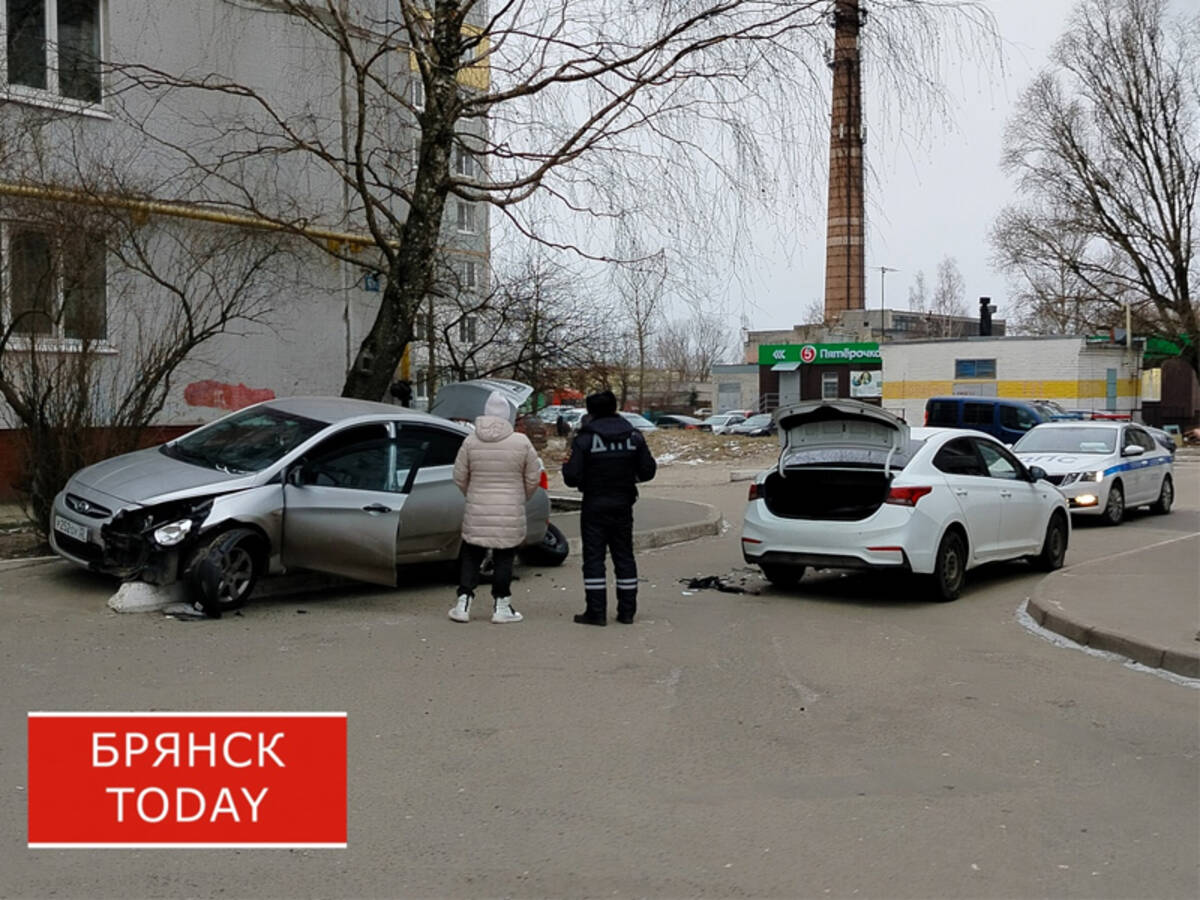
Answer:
(823, 0, 866, 319)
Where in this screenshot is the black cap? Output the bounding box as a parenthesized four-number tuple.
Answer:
(585, 390, 618, 418)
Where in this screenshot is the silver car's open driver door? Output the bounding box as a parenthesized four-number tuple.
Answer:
(281, 484, 401, 585)
(280, 422, 401, 585)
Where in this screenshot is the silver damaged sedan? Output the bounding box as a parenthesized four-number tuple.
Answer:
(50, 390, 561, 613)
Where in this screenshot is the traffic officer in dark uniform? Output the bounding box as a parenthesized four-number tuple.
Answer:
(562, 390, 657, 625)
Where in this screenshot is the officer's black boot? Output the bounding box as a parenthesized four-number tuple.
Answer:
(615, 589, 637, 625)
(573, 589, 607, 626)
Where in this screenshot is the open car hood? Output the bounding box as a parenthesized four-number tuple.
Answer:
(775, 400, 910, 464)
(428, 378, 533, 422)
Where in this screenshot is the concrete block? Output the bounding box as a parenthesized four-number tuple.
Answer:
(108, 580, 187, 613)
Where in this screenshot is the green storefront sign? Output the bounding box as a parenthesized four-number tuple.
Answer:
(758, 342, 881, 365)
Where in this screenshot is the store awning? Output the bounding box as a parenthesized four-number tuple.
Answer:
(771, 361, 801, 371)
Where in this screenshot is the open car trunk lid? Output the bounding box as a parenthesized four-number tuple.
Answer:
(776, 399, 909, 462)
(763, 400, 911, 521)
(428, 378, 533, 422)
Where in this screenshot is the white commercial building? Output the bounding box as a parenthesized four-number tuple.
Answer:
(881, 336, 1143, 425)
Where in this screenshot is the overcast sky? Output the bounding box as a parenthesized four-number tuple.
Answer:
(738, 0, 1080, 333)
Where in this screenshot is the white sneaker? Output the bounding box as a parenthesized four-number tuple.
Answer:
(491, 597, 523, 624)
(449, 593, 471, 623)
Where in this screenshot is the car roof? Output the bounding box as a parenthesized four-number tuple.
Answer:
(260, 396, 457, 428)
(1027, 420, 1121, 430)
(910, 426, 1002, 444)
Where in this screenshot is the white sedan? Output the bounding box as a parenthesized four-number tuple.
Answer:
(1012, 421, 1174, 524)
(700, 413, 746, 434)
(741, 400, 1070, 601)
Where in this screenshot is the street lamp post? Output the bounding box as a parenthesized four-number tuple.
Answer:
(877, 265, 898, 340)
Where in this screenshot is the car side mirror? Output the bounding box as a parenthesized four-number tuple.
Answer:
(1027, 465, 1047, 483)
(1121, 444, 1144, 457)
(286, 461, 311, 486)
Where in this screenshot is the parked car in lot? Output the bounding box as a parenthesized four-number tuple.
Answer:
(1012, 421, 1174, 524)
(558, 407, 587, 431)
(728, 413, 776, 437)
(699, 413, 746, 434)
(924, 396, 1050, 445)
(49, 384, 568, 613)
(536, 404, 576, 424)
(1143, 424, 1177, 457)
(620, 411, 658, 432)
(741, 400, 1070, 601)
(654, 414, 703, 430)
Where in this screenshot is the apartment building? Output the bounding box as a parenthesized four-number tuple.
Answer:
(0, 0, 489, 423)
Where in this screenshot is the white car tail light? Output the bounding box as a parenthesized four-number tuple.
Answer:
(886, 485, 932, 507)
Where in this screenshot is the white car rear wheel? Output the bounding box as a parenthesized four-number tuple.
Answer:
(929, 530, 966, 602)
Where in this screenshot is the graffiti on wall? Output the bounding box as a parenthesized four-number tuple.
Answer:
(184, 381, 276, 411)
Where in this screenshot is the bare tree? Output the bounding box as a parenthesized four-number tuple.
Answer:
(992, 0, 1198, 376)
(438, 254, 611, 406)
(800, 298, 831, 327)
(906, 269, 929, 313)
(905, 258, 966, 336)
(655, 310, 733, 384)
(930, 255, 968, 334)
(96, 0, 996, 404)
(1001, 228, 1096, 335)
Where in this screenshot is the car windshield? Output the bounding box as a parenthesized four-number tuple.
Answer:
(704, 416, 729, 425)
(622, 413, 653, 427)
(744, 415, 770, 426)
(162, 406, 327, 473)
(1014, 427, 1116, 454)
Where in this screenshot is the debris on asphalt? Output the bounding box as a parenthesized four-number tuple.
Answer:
(679, 572, 762, 594)
(162, 601, 208, 621)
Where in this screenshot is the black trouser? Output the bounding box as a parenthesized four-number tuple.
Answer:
(580, 504, 637, 618)
(457, 543, 515, 599)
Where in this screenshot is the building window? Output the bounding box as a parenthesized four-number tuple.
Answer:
(458, 315, 476, 343)
(411, 77, 425, 111)
(455, 201, 476, 234)
(954, 358, 996, 379)
(4, 0, 102, 103)
(462, 260, 476, 289)
(3, 224, 107, 340)
(821, 370, 839, 399)
(454, 147, 477, 179)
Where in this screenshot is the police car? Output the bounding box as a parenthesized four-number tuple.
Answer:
(1012, 421, 1174, 525)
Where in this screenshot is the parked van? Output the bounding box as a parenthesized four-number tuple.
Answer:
(923, 396, 1049, 445)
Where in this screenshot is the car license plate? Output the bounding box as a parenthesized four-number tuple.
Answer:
(54, 515, 89, 543)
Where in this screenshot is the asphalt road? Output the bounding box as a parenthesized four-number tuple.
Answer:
(1, 473, 1197, 899)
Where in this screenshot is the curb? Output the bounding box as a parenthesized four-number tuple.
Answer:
(730, 469, 762, 483)
(561, 501, 724, 557)
(0, 555, 58, 573)
(1025, 593, 1200, 679)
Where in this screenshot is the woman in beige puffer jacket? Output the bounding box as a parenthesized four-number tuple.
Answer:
(449, 391, 541, 623)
